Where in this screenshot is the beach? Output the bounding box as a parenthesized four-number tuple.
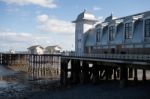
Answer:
(27, 81, 150, 99)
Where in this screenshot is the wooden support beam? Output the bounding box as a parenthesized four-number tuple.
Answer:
(92, 62, 99, 84)
(80, 61, 90, 84)
(134, 68, 138, 81)
(105, 67, 109, 80)
(60, 60, 68, 86)
(128, 67, 133, 78)
(142, 69, 146, 81)
(113, 68, 117, 80)
(71, 60, 80, 84)
(120, 66, 128, 88)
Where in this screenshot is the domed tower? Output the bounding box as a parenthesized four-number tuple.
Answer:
(73, 10, 97, 54)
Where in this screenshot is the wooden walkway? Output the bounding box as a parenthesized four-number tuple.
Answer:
(0, 53, 60, 80)
(0, 53, 149, 87)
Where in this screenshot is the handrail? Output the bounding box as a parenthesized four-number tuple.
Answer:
(0, 53, 150, 61)
(62, 53, 150, 61)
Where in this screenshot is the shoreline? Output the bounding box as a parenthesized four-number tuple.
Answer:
(27, 81, 150, 99)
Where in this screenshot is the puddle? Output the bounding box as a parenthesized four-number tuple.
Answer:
(0, 65, 60, 98)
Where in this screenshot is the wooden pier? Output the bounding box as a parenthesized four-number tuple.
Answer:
(0, 53, 150, 87)
(0, 53, 60, 80)
(60, 53, 150, 87)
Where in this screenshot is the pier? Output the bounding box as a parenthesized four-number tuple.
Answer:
(61, 53, 150, 87)
(0, 53, 150, 87)
(0, 53, 60, 80)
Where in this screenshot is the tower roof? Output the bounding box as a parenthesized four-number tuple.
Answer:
(73, 10, 98, 23)
(104, 13, 117, 22)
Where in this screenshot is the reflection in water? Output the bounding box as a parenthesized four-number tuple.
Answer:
(28, 63, 60, 80)
(1, 61, 150, 98)
(0, 66, 28, 98)
(0, 62, 60, 98)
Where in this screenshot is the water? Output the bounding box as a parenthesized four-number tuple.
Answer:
(0, 65, 60, 98)
(0, 64, 150, 98)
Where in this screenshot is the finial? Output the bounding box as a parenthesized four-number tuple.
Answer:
(111, 12, 114, 16)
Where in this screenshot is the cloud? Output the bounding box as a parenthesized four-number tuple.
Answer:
(37, 14, 49, 22)
(0, 30, 48, 51)
(93, 6, 102, 11)
(0, 0, 57, 8)
(0, 29, 75, 51)
(37, 14, 74, 34)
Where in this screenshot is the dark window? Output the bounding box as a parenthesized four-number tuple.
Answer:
(109, 26, 115, 41)
(145, 19, 150, 37)
(125, 22, 132, 39)
(96, 28, 101, 42)
(78, 39, 81, 42)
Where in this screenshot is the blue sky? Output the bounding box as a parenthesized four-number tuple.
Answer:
(0, 0, 150, 52)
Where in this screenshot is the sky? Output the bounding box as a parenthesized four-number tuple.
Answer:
(0, 0, 150, 52)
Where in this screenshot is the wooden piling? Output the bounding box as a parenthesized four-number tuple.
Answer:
(142, 69, 146, 81)
(120, 65, 128, 88)
(92, 62, 99, 84)
(71, 59, 80, 84)
(134, 68, 138, 81)
(60, 60, 68, 86)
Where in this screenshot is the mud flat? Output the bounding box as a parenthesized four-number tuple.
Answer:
(27, 81, 150, 99)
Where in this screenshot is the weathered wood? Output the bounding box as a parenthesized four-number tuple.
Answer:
(120, 66, 128, 88)
(134, 68, 138, 81)
(128, 67, 133, 78)
(60, 59, 68, 86)
(143, 69, 146, 81)
(71, 59, 80, 84)
(92, 62, 99, 84)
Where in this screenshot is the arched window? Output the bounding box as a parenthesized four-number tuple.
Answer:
(145, 19, 150, 37)
(96, 28, 101, 42)
(109, 26, 115, 41)
(125, 22, 132, 39)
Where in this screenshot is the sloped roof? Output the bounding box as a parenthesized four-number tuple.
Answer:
(85, 29, 96, 46)
(28, 45, 44, 49)
(73, 10, 98, 22)
(104, 13, 116, 22)
(45, 45, 62, 50)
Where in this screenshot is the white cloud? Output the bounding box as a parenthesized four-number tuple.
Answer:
(37, 14, 49, 22)
(0, 29, 75, 51)
(0, 30, 48, 51)
(0, 0, 57, 8)
(93, 6, 102, 11)
(37, 14, 74, 34)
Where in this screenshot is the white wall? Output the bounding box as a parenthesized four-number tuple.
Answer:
(75, 21, 95, 54)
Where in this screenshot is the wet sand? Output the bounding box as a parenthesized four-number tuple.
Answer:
(0, 65, 150, 99)
(27, 81, 150, 99)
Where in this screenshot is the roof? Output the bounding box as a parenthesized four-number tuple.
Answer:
(96, 10, 150, 27)
(28, 45, 44, 49)
(45, 45, 62, 50)
(73, 10, 98, 22)
(104, 13, 116, 22)
(85, 29, 96, 46)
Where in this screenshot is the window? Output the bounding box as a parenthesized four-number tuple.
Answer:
(96, 28, 101, 42)
(145, 19, 150, 37)
(78, 39, 81, 42)
(125, 22, 132, 39)
(109, 26, 115, 41)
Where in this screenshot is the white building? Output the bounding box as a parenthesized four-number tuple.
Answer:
(72, 10, 98, 54)
(44, 45, 62, 54)
(73, 10, 150, 55)
(9, 49, 15, 54)
(28, 45, 44, 54)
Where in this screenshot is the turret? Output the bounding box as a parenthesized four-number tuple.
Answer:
(73, 10, 97, 54)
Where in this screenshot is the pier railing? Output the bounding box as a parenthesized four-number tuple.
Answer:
(0, 53, 150, 65)
(62, 53, 150, 61)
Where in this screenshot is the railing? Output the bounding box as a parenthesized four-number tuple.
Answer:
(0, 53, 150, 63)
(62, 53, 150, 61)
